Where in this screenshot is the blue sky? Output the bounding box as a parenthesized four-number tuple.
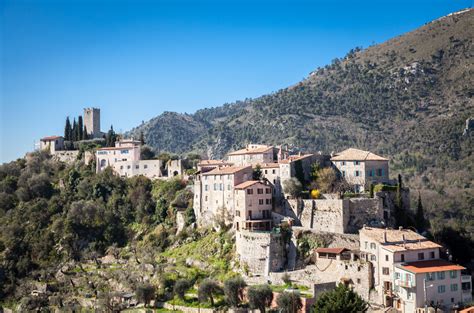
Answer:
(0, 0, 471, 163)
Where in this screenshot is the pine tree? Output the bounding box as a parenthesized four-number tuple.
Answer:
(64, 117, 72, 141)
(83, 126, 88, 140)
(78, 116, 84, 140)
(415, 192, 426, 232)
(106, 125, 116, 147)
(139, 131, 145, 145)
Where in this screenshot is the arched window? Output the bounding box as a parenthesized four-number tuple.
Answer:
(100, 159, 106, 167)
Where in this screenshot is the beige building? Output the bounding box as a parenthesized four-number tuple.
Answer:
(393, 260, 470, 313)
(226, 144, 277, 166)
(331, 148, 390, 192)
(112, 159, 164, 179)
(96, 145, 141, 172)
(197, 160, 233, 173)
(40, 136, 64, 154)
(359, 226, 442, 307)
(234, 181, 273, 231)
(193, 165, 253, 226)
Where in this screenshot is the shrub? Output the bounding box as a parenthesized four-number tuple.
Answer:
(283, 178, 303, 198)
(312, 283, 368, 313)
(310, 189, 321, 199)
(135, 283, 156, 307)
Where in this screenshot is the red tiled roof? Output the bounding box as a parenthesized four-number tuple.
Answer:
(41, 136, 63, 141)
(315, 248, 349, 254)
(202, 166, 252, 175)
(398, 260, 465, 274)
(234, 180, 268, 189)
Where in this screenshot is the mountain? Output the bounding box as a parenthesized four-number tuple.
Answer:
(129, 9, 474, 234)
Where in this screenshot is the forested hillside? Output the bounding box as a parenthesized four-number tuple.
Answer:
(129, 9, 474, 239)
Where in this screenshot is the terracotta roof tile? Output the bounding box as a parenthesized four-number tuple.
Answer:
(331, 148, 388, 161)
(227, 145, 274, 156)
(398, 260, 465, 274)
(40, 136, 63, 141)
(315, 248, 350, 254)
(202, 166, 252, 175)
(234, 180, 267, 189)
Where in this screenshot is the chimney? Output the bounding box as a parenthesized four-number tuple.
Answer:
(402, 234, 406, 243)
(383, 231, 387, 243)
(399, 226, 403, 231)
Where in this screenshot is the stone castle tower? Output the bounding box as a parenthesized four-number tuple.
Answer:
(83, 107, 101, 138)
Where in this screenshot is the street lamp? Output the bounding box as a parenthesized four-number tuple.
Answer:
(423, 279, 434, 312)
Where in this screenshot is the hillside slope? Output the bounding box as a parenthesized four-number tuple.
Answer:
(129, 9, 474, 233)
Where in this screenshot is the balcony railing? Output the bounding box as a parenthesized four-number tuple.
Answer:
(394, 279, 415, 288)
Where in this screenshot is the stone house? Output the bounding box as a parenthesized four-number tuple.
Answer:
(96, 144, 141, 172)
(197, 159, 233, 173)
(234, 181, 273, 231)
(393, 260, 471, 313)
(112, 159, 164, 179)
(193, 166, 253, 226)
(331, 148, 390, 192)
(40, 136, 64, 154)
(226, 144, 278, 166)
(359, 226, 443, 307)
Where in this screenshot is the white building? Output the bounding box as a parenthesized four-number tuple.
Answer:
(359, 226, 442, 307)
(331, 148, 390, 192)
(40, 136, 64, 154)
(394, 260, 470, 312)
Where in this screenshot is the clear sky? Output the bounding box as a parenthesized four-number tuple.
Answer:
(0, 0, 471, 163)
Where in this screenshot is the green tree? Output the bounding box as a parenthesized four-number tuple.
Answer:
(277, 291, 302, 313)
(135, 283, 155, 307)
(312, 284, 368, 313)
(248, 284, 273, 313)
(415, 192, 426, 232)
(315, 167, 337, 193)
(174, 279, 192, 300)
(283, 178, 303, 198)
(139, 131, 145, 145)
(72, 118, 78, 142)
(198, 279, 222, 307)
(253, 164, 262, 180)
(224, 277, 247, 308)
(64, 117, 72, 141)
(78, 116, 84, 140)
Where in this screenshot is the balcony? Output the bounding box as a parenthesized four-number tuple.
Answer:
(394, 279, 415, 288)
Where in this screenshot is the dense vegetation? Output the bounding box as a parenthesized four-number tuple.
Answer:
(0, 151, 197, 307)
(130, 10, 473, 243)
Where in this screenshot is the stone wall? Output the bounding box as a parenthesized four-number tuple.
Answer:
(284, 196, 385, 234)
(235, 230, 285, 275)
(52, 150, 79, 164)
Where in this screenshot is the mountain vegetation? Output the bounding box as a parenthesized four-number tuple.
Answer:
(129, 9, 474, 242)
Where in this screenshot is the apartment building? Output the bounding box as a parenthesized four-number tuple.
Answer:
(226, 144, 278, 166)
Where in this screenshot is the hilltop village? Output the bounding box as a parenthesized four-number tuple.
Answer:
(29, 108, 473, 313)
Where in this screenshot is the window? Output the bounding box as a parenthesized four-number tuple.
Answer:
(377, 168, 384, 176)
(430, 251, 435, 259)
(418, 252, 425, 260)
(450, 271, 457, 279)
(462, 282, 471, 291)
(354, 161, 360, 165)
(219, 183, 223, 191)
(426, 273, 435, 281)
(120, 165, 123, 169)
(357, 278, 361, 284)
(205, 196, 208, 201)
(259, 199, 264, 205)
(450, 284, 458, 292)
(136, 165, 139, 169)
(235, 210, 240, 217)
(407, 291, 413, 300)
(395, 272, 400, 279)
(257, 188, 263, 194)
(385, 255, 389, 261)
(406, 273, 412, 282)
(144, 164, 148, 169)
(437, 271, 445, 280)
(214, 183, 217, 191)
(264, 170, 268, 174)
(371, 255, 376, 261)
(205, 185, 208, 191)
(370, 243, 376, 249)
(438, 285, 446, 293)
(266, 199, 272, 205)
(365, 242, 368, 249)
(355, 170, 361, 177)
(342, 170, 346, 177)
(248, 210, 252, 218)
(127, 165, 131, 169)
(401, 254, 405, 262)
(120, 149, 129, 154)
(382, 268, 390, 275)
(272, 169, 276, 174)
(266, 188, 271, 194)
(247, 189, 253, 195)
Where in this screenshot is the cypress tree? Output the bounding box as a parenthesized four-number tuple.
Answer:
(78, 116, 84, 140)
(139, 131, 145, 145)
(64, 117, 72, 141)
(415, 192, 426, 232)
(72, 118, 78, 142)
(83, 126, 88, 140)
